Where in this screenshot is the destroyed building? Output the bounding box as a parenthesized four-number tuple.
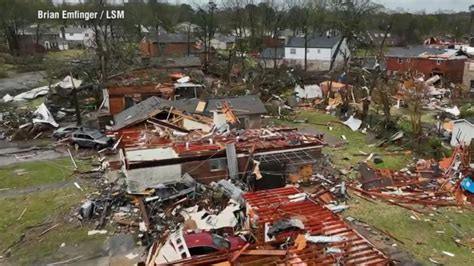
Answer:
(102, 58, 202, 115)
(145, 186, 389, 265)
(117, 128, 325, 193)
(385, 46, 467, 83)
(107, 95, 268, 139)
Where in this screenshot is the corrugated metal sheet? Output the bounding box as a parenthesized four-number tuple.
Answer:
(226, 143, 238, 180)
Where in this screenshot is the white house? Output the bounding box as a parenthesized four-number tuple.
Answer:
(284, 35, 349, 71)
(174, 22, 201, 33)
(451, 118, 474, 146)
(210, 34, 236, 50)
(63, 27, 95, 48)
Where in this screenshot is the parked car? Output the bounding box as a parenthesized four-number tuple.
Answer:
(52, 125, 80, 140)
(70, 128, 114, 150)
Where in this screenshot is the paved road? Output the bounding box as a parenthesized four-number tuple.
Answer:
(0, 71, 46, 97)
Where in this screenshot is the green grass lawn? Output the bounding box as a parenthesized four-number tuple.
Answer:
(0, 187, 86, 251)
(345, 195, 474, 265)
(0, 157, 105, 265)
(0, 157, 92, 190)
(0, 186, 107, 265)
(274, 110, 410, 170)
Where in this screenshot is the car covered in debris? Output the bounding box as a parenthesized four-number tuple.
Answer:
(185, 232, 246, 256)
(52, 125, 80, 139)
(151, 231, 247, 264)
(70, 128, 114, 150)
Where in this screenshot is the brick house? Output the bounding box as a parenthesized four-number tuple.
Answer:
(385, 46, 467, 83)
(140, 33, 201, 57)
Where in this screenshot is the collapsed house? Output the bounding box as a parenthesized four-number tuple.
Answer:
(145, 186, 389, 265)
(102, 57, 203, 115)
(118, 128, 325, 193)
(106, 95, 268, 147)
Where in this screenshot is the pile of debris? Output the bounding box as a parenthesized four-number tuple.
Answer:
(1, 76, 91, 141)
(143, 186, 388, 265)
(351, 144, 474, 211)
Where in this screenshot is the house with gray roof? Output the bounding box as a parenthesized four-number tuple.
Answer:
(111, 95, 267, 131)
(384, 46, 467, 83)
(283, 35, 349, 71)
(260, 47, 285, 69)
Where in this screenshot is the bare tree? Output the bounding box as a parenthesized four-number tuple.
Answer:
(329, 0, 381, 71)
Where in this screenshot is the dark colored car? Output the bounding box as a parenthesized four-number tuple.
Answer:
(70, 129, 114, 150)
(52, 126, 80, 140)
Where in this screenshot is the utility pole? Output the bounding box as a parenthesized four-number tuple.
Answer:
(70, 74, 82, 126)
(470, 5, 474, 45)
(207, 1, 217, 72)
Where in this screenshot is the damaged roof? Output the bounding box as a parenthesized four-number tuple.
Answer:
(384, 46, 466, 59)
(242, 186, 389, 265)
(286, 35, 342, 48)
(171, 95, 267, 116)
(112, 97, 171, 131)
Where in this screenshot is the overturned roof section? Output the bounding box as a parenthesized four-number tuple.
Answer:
(112, 97, 171, 131)
(175, 186, 389, 265)
(286, 35, 342, 48)
(242, 187, 389, 265)
(171, 95, 267, 116)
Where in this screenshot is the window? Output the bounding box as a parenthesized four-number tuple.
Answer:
(317, 49, 321, 54)
(374, 33, 379, 38)
(470, 80, 474, 92)
(436, 59, 441, 65)
(306, 49, 310, 53)
(406, 58, 411, 63)
(209, 158, 227, 171)
(69, 33, 74, 36)
(290, 48, 296, 54)
(398, 58, 403, 64)
(84, 33, 89, 37)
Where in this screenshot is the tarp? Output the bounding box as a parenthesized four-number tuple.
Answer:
(5, 75, 82, 102)
(11, 85, 50, 102)
(2, 94, 13, 102)
(294, 84, 322, 99)
(461, 177, 474, 194)
(343, 115, 362, 131)
(57, 75, 82, 89)
(32, 103, 58, 128)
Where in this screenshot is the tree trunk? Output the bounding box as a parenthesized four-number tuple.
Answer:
(304, 29, 308, 72)
(329, 36, 344, 71)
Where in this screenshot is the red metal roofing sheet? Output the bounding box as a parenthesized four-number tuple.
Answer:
(243, 186, 390, 265)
